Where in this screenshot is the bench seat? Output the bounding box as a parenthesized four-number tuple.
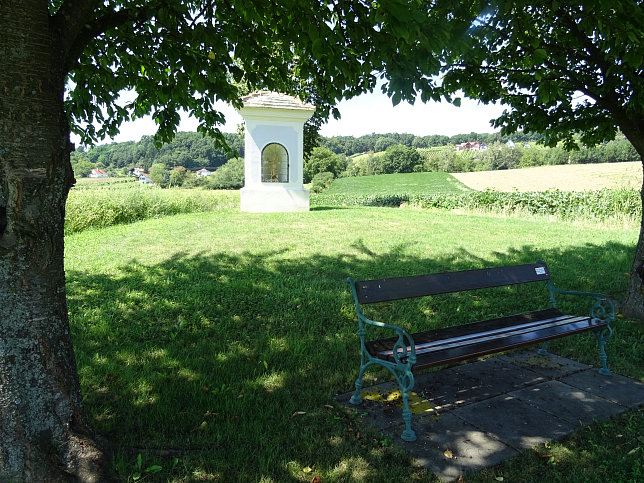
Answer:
(366, 308, 608, 369)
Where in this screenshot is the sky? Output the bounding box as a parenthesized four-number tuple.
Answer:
(101, 90, 507, 145)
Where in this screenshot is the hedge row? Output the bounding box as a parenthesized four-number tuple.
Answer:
(312, 189, 641, 221)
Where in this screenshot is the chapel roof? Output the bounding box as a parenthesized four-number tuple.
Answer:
(241, 91, 315, 111)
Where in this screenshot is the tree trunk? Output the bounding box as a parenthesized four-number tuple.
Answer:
(619, 121, 644, 319)
(0, 2, 107, 480)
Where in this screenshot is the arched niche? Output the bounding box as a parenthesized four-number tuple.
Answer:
(261, 143, 289, 183)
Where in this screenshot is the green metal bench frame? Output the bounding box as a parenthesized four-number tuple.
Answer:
(347, 260, 615, 442)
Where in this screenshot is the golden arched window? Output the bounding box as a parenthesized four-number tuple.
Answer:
(261, 143, 289, 182)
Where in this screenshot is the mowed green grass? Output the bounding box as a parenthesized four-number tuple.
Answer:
(65, 205, 642, 481)
(326, 172, 472, 196)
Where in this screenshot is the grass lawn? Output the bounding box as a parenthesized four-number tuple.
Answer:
(65, 205, 642, 481)
(326, 172, 472, 196)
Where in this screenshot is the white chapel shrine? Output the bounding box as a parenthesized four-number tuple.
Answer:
(237, 91, 315, 212)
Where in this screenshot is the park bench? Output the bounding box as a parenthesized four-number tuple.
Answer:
(347, 260, 615, 442)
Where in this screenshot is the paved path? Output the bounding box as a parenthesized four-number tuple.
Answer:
(336, 352, 644, 482)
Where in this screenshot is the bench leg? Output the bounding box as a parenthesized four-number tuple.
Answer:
(400, 389, 417, 442)
(595, 329, 611, 376)
(349, 365, 367, 405)
(538, 341, 549, 355)
(398, 371, 417, 442)
(350, 362, 418, 442)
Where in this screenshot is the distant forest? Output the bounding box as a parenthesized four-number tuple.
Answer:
(71, 130, 545, 177)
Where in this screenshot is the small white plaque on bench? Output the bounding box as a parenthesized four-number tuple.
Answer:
(535, 267, 546, 275)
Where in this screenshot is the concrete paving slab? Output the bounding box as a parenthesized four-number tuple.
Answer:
(509, 379, 625, 426)
(406, 412, 519, 481)
(409, 364, 509, 411)
(497, 351, 589, 378)
(398, 357, 548, 412)
(560, 369, 644, 408)
(335, 351, 643, 482)
(450, 393, 577, 450)
(335, 384, 404, 435)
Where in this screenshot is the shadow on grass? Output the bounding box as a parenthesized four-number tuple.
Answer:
(309, 205, 351, 211)
(66, 240, 640, 480)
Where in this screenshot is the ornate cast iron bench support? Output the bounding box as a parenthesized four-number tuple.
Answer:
(347, 261, 615, 442)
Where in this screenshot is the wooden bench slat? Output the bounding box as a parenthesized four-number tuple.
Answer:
(414, 317, 607, 369)
(376, 314, 583, 357)
(355, 262, 550, 304)
(366, 310, 608, 370)
(365, 308, 563, 355)
(413, 315, 586, 354)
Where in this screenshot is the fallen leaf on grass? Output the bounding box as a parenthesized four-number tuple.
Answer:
(191, 421, 208, 432)
(292, 411, 307, 417)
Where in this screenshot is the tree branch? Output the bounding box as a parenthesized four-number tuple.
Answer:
(53, 1, 159, 74)
(555, 6, 616, 86)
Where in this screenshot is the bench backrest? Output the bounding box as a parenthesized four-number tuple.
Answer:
(353, 261, 551, 304)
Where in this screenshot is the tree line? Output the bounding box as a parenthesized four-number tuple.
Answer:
(319, 130, 543, 156)
(70, 129, 549, 178)
(72, 130, 639, 185)
(71, 131, 244, 177)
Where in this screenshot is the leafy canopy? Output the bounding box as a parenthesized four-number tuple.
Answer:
(60, 0, 476, 147)
(58, 1, 643, 157)
(438, 0, 644, 151)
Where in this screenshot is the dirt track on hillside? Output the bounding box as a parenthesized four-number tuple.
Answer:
(452, 162, 641, 192)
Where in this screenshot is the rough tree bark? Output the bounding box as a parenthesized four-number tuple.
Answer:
(0, 1, 108, 480)
(620, 126, 644, 319)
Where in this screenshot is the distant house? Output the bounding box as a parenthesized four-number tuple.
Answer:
(88, 168, 108, 178)
(506, 140, 515, 148)
(196, 168, 211, 177)
(138, 173, 151, 183)
(128, 167, 145, 177)
(456, 142, 487, 152)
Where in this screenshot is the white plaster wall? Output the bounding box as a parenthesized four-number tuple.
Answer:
(240, 185, 310, 212)
(244, 120, 301, 187)
(239, 104, 313, 212)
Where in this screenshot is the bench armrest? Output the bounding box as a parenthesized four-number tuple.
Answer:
(357, 313, 417, 366)
(348, 277, 417, 366)
(548, 283, 615, 323)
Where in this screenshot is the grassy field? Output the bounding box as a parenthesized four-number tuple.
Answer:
(67, 164, 641, 235)
(65, 202, 642, 481)
(314, 171, 639, 226)
(452, 161, 641, 192)
(326, 172, 472, 196)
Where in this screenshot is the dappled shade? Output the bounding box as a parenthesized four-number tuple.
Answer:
(66, 229, 637, 478)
